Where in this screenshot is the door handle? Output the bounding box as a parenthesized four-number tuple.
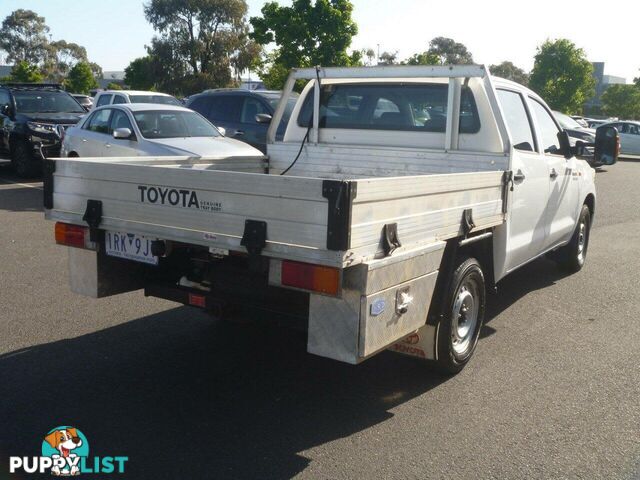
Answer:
(81, 138, 87, 142)
(105, 143, 111, 148)
(234, 130, 245, 136)
(513, 170, 526, 182)
(549, 168, 558, 179)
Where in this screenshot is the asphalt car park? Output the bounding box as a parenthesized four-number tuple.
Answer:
(0, 160, 639, 479)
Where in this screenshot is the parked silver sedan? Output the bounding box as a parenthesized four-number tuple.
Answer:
(600, 121, 640, 157)
(61, 104, 264, 158)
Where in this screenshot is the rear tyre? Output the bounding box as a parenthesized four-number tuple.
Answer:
(557, 205, 591, 273)
(11, 141, 40, 178)
(435, 257, 486, 374)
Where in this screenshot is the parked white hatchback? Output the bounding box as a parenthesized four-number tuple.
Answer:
(61, 104, 265, 158)
(92, 90, 181, 109)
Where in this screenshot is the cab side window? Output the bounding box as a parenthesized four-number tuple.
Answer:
(112, 95, 127, 105)
(84, 109, 112, 134)
(0, 90, 11, 109)
(529, 98, 561, 155)
(110, 109, 133, 132)
(497, 89, 535, 152)
(96, 94, 113, 107)
(240, 97, 269, 124)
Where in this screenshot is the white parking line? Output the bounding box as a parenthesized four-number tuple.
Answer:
(0, 177, 43, 190)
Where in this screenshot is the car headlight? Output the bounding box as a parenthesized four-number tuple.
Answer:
(27, 122, 59, 135)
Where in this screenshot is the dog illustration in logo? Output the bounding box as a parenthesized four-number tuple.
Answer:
(44, 427, 83, 476)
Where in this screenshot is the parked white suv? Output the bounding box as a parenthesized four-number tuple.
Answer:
(62, 104, 263, 159)
(92, 90, 181, 109)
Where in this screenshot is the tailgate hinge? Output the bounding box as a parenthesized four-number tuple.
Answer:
(43, 159, 56, 209)
(382, 223, 401, 256)
(82, 199, 103, 242)
(461, 208, 475, 237)
(241, 219, 267, 256)
(322, 180, 357, 251)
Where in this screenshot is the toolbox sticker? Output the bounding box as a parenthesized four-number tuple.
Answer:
(370, 298, 386, 316)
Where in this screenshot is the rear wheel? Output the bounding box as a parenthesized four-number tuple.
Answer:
(557, 205, 591, 273)
(11, 141, 40, 178)
(435, 257, 486, 374)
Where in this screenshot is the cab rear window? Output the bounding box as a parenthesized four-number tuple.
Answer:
(297, 83, 480, 133)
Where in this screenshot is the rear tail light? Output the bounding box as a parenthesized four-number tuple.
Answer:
(281, 260, 340, 296)
(55, 222, 97, 250)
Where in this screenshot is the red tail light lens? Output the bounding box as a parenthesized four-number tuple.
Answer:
(281, 260, 340, 296)
(55, 222, 95, 249)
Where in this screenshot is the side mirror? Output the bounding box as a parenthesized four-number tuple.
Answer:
(112, 127, 133, 140)
(594, 125, 619, 166)
(1, 104, 13, 117)
(216, 126, 226, 136)
(255, 113, 272, 124)
(557, 130, 573, 159)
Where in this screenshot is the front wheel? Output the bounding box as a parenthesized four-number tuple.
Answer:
(557, 205, 591, 273)
(435, 257, 486, 374)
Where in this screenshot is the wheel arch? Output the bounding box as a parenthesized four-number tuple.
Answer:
(583, 193, 595, 219)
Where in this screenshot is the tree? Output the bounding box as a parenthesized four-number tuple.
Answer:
(106, 82, 122, 90)
(425, 37, 473, 65)
(143, 0, 261, 92)
(8, 60, 43, 82)
(64, 61, 98, 94)
(0, 9, 49, 65)
(405, 51, 440, 66)
(251, 0, 358, 88)
(601, 84, 640, 120)
(489, 61, 529, 85)
(378, 51, 399, 66)
(124, 56, 156, 90)
(529, 39, 595, 114)
(43, 40, 88, 81)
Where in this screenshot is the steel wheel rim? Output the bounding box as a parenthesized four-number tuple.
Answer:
(577, 221, 586, 263)
(451, 279, 479, 356)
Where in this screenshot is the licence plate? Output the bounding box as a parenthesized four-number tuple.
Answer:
(105, 230, 158, 265)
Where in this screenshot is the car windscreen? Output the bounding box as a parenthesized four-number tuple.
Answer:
(554, 111, 582, 129)
(133, 111, 220, 139)
(13, 91, 84, 113)
(129, 95, 181, 106)
(297, 83, 480, 133)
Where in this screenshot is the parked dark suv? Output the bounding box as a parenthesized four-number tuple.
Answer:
(0, 83, 85, 177)
(186, 89, 298, 153)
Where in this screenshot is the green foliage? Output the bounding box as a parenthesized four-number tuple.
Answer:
(0, 9, 49, 65)
(378, 51, 399, 66)
(529, 39, 595, 114)
(601, 84, 640, 120)
(106, 82, 122, 90)
(124, 56, 156, 90)
(143, 0, 260, 93)
(251, 0, 358, 89)
(425, 37, 473, 65)
(8, 61, 43, 82)
(405, 51, 440, 66)
(489, 61, 529, 86)
(43, 40, 88, 81)
(64, 62, 98, 94)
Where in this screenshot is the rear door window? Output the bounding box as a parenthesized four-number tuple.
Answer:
(208, 96, 242, 123)
(110, 109, 133, 132)
(112, 95, 127, 104)
(297, 83, 480, 133)
(96, 94, 113, 107)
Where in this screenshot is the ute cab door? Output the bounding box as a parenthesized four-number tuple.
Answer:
(494, 88, 550, 278)
(527, 97, 580, 249)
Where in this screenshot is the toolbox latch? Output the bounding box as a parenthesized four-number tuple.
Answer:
(82, 199, 103, 242)
(241, 219, 267, 256)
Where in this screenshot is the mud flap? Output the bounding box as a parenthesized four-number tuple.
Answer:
(388, 323, 438, 360)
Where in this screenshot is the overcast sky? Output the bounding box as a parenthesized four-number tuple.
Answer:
(1, 0, 636, 82)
